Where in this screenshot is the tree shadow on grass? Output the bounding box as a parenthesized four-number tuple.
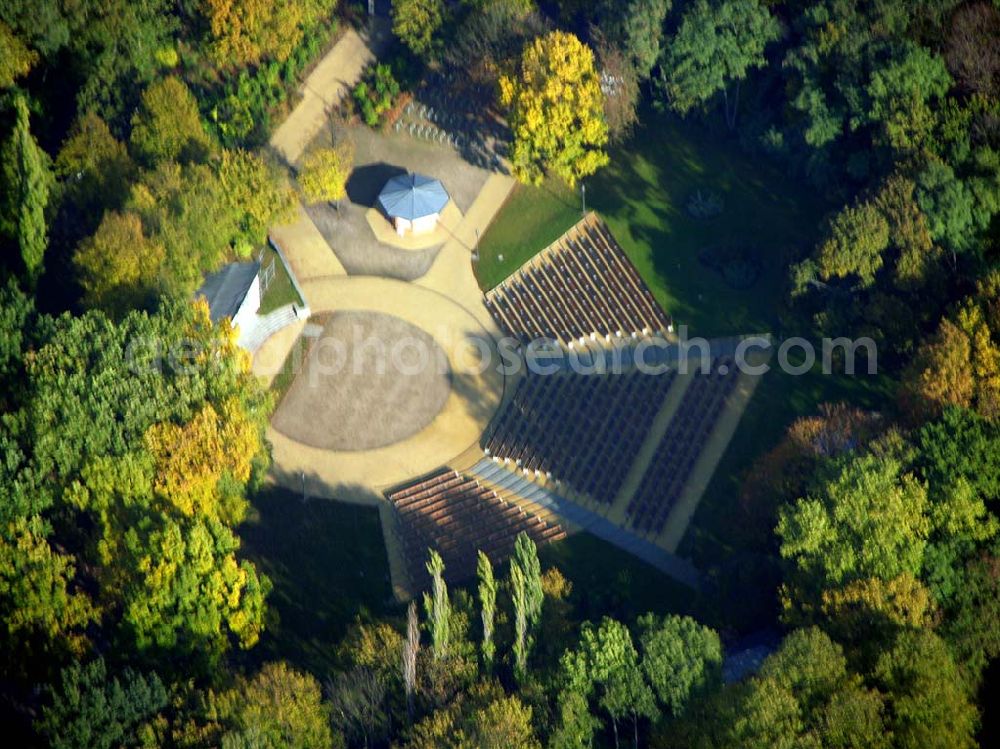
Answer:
(236, 480, 401, 676)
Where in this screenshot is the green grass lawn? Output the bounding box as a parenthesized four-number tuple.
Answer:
(478, 113, 828, 337)
(237, 487, 397, 674)
(258, 246, 304, 315)
(475, 177, 581, 289)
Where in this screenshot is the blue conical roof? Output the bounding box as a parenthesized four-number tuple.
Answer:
(377, 173, 449, 220)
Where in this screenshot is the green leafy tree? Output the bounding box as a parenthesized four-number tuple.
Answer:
(873, 630, 979, 749)
(637, 613, 722, 716)
(562, 617, 658, 749)
(549, 689, 601, 749)
(0, 0, 80, 58)
(512, 533, 543, 627)
(816, 201, 891, 287)
(942, 547, 1000, 684)
(128, 161, 242, 295)
(423, 549, 451, 660)
(70, 0, 177, 122)
(36, 658, 168, 749)
(0, 20, 38, 88)
(915, 157, 987, 257)
(916, 407, 1000, 502)
(700, 628, 890, 749)
(863, 41, 952, 152)
(777, 454, 930, 611)
(510, 561, 530, 678)
(130, 77, 212, 166)
(392, 0, 446, 59)
(56, 112, 136, 229)
(1, 298, 272, 669)
(477, 551, 497, 670)
(219, 149, 297, 254)
(74, 211, 165, 314)
(616, 0, 671, 78)
(0, 95, 52, 285)
(657, 0, 780, 128)
(218, 661, 333, 749)
(500, 30, 610, 186)
(120, 515, 270, 657)
(0, 516, 96, 667)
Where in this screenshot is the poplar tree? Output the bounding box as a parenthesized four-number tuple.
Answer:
(511, 561, 529, 679)
(477, 551, 497, 671)
(513, 532, 543, 627)
(402, 601, 419, 720)
(423, 549, 450, 660)
(510, 534, 542, 678)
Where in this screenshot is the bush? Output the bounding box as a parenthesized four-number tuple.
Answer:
(203, 20, 334, 148)
(352, 64, 400, 128)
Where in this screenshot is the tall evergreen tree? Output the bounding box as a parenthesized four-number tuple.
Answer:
(1, 95, 51, 285)
(477, 551, 497, 671)
(423, 550, 450, 660)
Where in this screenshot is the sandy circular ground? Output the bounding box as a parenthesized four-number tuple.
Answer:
(271, 311, 452, 451)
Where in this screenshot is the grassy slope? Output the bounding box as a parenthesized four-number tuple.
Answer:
(478, 114, 828, 337)
(258, 246, 304, 315)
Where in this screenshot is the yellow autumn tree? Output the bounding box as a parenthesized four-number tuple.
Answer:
(298, 141, 353, 205)
(821, 574, 936, 643)
(499, 31, 609, 187)
(901, 277, 1000, 423)
(144, 398, 262, 524)
(199, 0, 305, 67)
(74, 211, 165, 314)
(0, 21, 38, 89)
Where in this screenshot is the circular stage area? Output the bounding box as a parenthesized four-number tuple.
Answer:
(260, 275, 506, 499)
(271, 312, 451, 451)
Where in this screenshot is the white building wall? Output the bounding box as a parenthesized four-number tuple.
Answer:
(232, 274, 261, 334)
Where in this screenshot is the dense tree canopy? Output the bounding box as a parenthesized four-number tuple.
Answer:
(657, 0, 779, 128)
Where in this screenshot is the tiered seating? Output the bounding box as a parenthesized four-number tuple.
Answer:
(387, 469, 566, 587)
(627, 358, 740, 534)
(485, 215, 672, 346)
(484, 369, 676, 504)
